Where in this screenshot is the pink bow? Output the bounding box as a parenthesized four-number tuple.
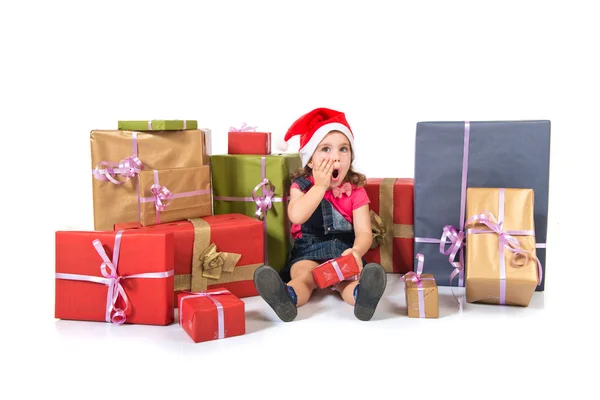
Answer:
(93, 237, 130, 324)
(150, 184, 173, 211)
(466, 210, 542, 285)
(93, 156, 143, 185)
(332, 182, 352, 198)
(439, 224, 466, 286)
(252, 178, 275, 220)
(402, 253, 426, 284)
(230, 123, 257, 132)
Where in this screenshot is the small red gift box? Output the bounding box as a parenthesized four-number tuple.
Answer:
(55, 230, 175, 325)
(364, 178, 414, 274)
(228, 125, 271, 155)
(178, 289, 245, 343)
(311, 253, 360, 289)
(114, 214, 263, 304)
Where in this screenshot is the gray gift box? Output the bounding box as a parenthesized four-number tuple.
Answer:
(414, 120, 550, 291)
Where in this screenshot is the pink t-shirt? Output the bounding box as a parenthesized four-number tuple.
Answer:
(290, 176, 370, 239)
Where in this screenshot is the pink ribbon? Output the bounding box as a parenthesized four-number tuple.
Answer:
(252, 178, 275, 220)
(414, 122, 471, 286)
(439, 225, 466, 287)
(229, 123, 257, 132)
(55, 231, 175, 324)
(92, 132, 144, 220)
(139, 170, 211, 224)
(92, 132, 143, 185)
(151, 183, 173, 211)
(318, 257, 358, 289)
(213, 156, 288, 264)
(331, 260, 346, 282)
(179, 290, 231, 339)
(466, 188, 543, 304)
(92, 156, 143, 184)
(402, 253, 435, 318)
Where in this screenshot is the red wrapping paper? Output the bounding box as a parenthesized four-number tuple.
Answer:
(311, 253, 360, 289)
(364, 178, 414, 273)
(55, 230, 174, 325)
(178, 289, 245, 343)
(228, 131, 271, 155)
(114, 213, 263, 302)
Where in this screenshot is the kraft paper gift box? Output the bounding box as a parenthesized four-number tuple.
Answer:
(210, 154, 301, 271)
(465, 188, 542, 306)
(90, 128, 211, 231)
(117, 120, 198, 131)
(178, 289, 245, 343)
(55, 230, 175, 325)
(114, 213, 264, 302)
(311, 253, 360, 289)
(364, 178, 414, 274)
(413, 120, 550, 290)
(137, 166, 212, 226)
(404, 275, 439, 318)
(402, 254, 438, 318)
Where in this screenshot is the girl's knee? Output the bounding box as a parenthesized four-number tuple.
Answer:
(290, 260, 319, 279)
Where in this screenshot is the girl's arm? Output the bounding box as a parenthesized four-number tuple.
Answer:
(350, 204, 373, 257)
(342, 204, 373, 269)
(287, 185, 327, 225)
(288, 158, 334, 225)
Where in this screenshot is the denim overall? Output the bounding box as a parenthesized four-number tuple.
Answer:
(280, 176, 363, 283)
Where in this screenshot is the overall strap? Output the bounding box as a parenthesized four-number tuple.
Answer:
(294, 176, 313, 192)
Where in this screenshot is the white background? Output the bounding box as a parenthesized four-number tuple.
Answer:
(1, 0, 598, 398)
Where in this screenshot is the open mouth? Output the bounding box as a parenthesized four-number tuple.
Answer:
(332, 169, 340, 180)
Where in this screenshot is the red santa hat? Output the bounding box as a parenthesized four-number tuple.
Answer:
(277, 107, 355, 167)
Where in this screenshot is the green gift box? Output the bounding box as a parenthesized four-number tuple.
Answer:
(211, 154, 302, 272)
(118, 120, 198, 131)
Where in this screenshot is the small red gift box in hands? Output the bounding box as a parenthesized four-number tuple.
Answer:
(311, 253, 360, 289)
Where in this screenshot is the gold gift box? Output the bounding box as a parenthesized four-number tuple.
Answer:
(90, 129, 210, 230)
(465, 188, 540, 306)
(138, 166, 212, 227)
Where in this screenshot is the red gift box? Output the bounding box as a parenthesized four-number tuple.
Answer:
(311, 253, 360, 289)
(178, 289, 245, 343)
(228, 131, 271, 155)
(114, 213, 263, 303)
(364, 178, 414, 274)
(55, 230, 174, 325)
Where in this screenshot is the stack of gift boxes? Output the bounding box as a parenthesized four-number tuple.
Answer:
(56, 120, 302, 342)
(413, 121, 549, 310)
(55, 118, 550, 343)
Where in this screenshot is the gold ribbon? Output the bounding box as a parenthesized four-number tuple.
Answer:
(173, 218, 261, 292)
(370, 178, 414, 273)
(197, 243, 241, 280)
(370, 211, 386, 249)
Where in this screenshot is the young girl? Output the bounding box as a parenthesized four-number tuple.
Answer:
(253, 107, 387, 322)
